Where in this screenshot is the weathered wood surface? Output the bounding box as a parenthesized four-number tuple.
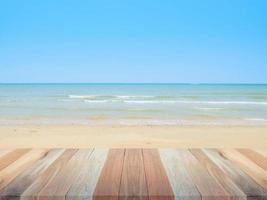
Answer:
(143, 149, 174, 200)
(190, 149, 246, 200)
(0, 148, 267, 200)
(119, 149, 148, 200)
(159, 149, 201, 200)
(218, 149, 267, 191)
(67, 149, 108, 200)
(175, 150, 229, 200)
(38, 149, 94, 200)
(21, 149, 78, 199)
(204, 149, 267, 199)
(0, 149, 30, 171)
(0, 149, 48, 191)
(93, 149, 125, 200)
(0, 149, 64, 198)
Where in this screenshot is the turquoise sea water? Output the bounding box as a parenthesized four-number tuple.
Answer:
(0, 83, 267, 125)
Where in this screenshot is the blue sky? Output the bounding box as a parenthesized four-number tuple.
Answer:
(0, 0, 267, 83)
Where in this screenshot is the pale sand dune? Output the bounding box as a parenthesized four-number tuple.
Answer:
(0, 125, 267, 148)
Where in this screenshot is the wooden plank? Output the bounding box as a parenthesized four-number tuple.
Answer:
(0, 149, 30, 171)
(218, 149, 267, 191)
(190, 149, 246, 200)
(175, 149, 229, 200)
(0, 149, 48, 191)
(93, 149, 125, 200)
(119, 149, 148, 200)
(0, 149, 64, 198)
(253, 149, 267, 159)
(67, 149, 108, 200)
(0, 150, 13, 158)
(159, 149, 201, 200)
(0, 148, 266, 200)
(142, 149, 174, 200)
(204, 149, 267, 199)
(237, 149, 267, 171)
(21, 149, 78, 199)
(37, 149, 94, 200)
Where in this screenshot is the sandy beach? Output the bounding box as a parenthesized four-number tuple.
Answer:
(0, 125, 267, 148)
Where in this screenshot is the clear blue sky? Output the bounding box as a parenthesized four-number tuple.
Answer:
(0, 0, 267, 83)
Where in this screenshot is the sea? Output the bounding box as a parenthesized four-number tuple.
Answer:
(0, 83, 267, 126)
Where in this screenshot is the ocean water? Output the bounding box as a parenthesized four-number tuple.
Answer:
(0, 83, 267, 126)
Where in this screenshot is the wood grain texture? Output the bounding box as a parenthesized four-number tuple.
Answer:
(218, 149, 267, 191)
(119, 149, 148, 200)
(254, 149, 267, 159)
(0, 149, 64, 199)
(0, 149, 48, 191)
(237, 149, 267, 171)
(190, 149, 246, 200)
(0, 150, 13, 159)
(21, 149, 78, 200)
(142, 149, 174, 200)
(67, 149, 108, 200)
(0, 149, 30, 171)
(175, 150, 229, 200)
(38, 149, 94, 200)
(204, 149, 267, 199)
(159, 149, 201, 200)
(93, 149, 125, 200)
(0, 148, 267, 200)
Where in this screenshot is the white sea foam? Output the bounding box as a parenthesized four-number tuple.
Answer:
(68, 95, 97, 99)
(68, 95, 155, 100)
(193, 101, 267, 105)
(124, 100, 267, 105)
(245, 118, 267, 122)
(68, 95, 267, 105)
(195, 107, 224, 110)
(124, 100, 178, 104)
(84, 100, 110, 103)
(116, 95, 154, 99)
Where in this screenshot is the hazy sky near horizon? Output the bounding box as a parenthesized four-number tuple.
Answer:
(0, 0, 267, 83)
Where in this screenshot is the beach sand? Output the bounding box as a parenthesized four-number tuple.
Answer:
(0, 125, 267, 148)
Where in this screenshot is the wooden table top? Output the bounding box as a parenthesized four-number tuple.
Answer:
(0, 148, 267, 199)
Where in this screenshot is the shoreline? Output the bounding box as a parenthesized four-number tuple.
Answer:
(1, 125, 267, 148)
